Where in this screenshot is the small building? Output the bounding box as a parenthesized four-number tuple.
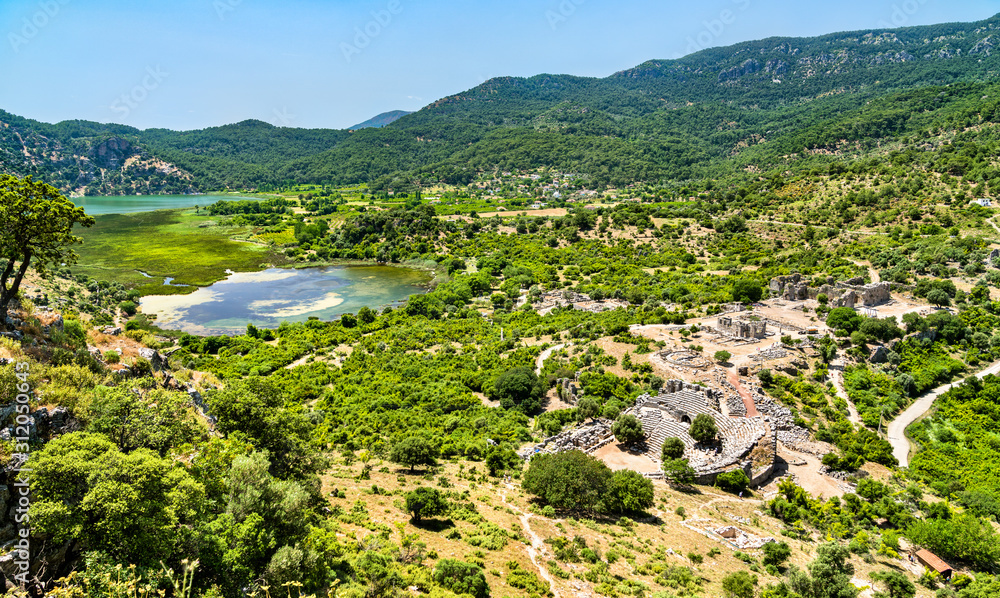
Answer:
(973, 198, 993, 207)
(915, 549, 953, 580)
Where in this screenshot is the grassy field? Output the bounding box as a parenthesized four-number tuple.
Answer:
(72, 208, 288, 293)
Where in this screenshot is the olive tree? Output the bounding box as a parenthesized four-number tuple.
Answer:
(0, 175, 94, 322)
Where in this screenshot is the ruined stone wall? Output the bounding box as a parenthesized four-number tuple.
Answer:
(717, 316, 767, 339)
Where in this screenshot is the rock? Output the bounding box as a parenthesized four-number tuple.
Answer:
(138, 348, 164, 371)
(102, 326, 122, 336)
(49, 407, 69, 433)
(31, 408, 49, 437)
(49, 314, 64, 333)
(870, 346, 890, 364)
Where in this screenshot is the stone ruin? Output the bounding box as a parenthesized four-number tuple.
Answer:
(988, 249, 1000, 268)
(518, 419, 613, 459)
(714, 526, 776, 550)
(769, 274, 891, 307)
(557, 378, 580, 404)
(717, 315, 767, 339)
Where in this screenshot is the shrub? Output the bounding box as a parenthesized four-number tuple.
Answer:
(689, 414, 718, 444)
(661, 437, 685, 460)
(716, 469, 750, 494)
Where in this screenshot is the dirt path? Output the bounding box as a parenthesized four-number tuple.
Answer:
(501, 486, 561, 598)
(888, 357, 1000, 466)
(725, 370, 759, 417)
(987, 216, 1000, 237)
(536, 343, 566, 375)
(830, 364, 861, 426)
(779, 444, 848, 499)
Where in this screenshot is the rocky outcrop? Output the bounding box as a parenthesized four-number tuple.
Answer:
(718, 59, 761, 82)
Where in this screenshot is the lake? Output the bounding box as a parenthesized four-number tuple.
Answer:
(71, 194, 258, 215)
(140, 266, 431, 336)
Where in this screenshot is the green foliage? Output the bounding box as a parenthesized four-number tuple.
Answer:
(30, 432, 205, 566)
(611, 414, 645, 445)
(434, 559, 490, 598)
(492, 365, 544, 415)
(661, 437, 685, 460)
(523, 450, 644, 515)
(0, 175, 94, 320)
(662, 458, 695, 487)
(722, 571, 757, 598)
(716, 469, 750, 494)
(871, 569, 916, 598)
(689, 413, 718, 444)
(761, 541, 791, 567)
(404, 487, 449, 523)
(907, 513, 1000, 572)
(390, 436, 439, 473)
(605, 470, 655, 514)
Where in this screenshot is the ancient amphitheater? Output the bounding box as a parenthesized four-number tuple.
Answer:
(521, 379, 776, 486)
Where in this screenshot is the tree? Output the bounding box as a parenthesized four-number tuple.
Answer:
(826, 307, 863, 333)
(716, 469, 750, 494)
(485, 446, 520, 476)
(491, 366, 544, 414)
(762, 541, 792, 567)
(722, 571, 757, 598)
(818, 336, 838, 364)
(576, 398, 600, 421)
(927, 287, 951, 307)
(662, 437, 685, 460)
(689, 414, 718, 444)
(612, 414, 645, 445)
(522, 450, 612, 513)
(662, 458, 696, 487)
(714, 350, 732, 364)
(732, 279, 763, 303)
(434, 560, 489, 598)
(605, 470, 654, 514)
(787, 542, 859, 598)
(404, 487, 448, 523)
(0, 175, 95, 322)
(390, 436, 438, 472)
(871, 570, 915, 598)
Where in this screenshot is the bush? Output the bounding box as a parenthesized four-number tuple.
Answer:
(689, 414, 718, 444)
(103, 350, 120, 364)
(714, 350, 732, 363)
(716, 469, 750, 494)
(661, 437, 685, 460)
(434, 559, 490, 598)
(721, 571, 757, 598)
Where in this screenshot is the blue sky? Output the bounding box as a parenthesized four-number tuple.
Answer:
(0, 0, 996, 130)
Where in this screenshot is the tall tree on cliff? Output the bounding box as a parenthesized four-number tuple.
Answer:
(0, 175, 94, 322)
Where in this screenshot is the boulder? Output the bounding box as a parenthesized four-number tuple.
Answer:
(138, 348, 164, 371)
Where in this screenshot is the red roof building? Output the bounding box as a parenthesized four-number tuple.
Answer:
(915, 549, 953, 579)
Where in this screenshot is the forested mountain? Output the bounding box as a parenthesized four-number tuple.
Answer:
(2, 13, 1000, 194)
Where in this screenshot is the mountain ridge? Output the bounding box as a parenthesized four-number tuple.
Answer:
(2, 12, 1000, 194)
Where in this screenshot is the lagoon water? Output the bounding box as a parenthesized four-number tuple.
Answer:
(140, 266, 431, 336)
(71, 194, 256, 216)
